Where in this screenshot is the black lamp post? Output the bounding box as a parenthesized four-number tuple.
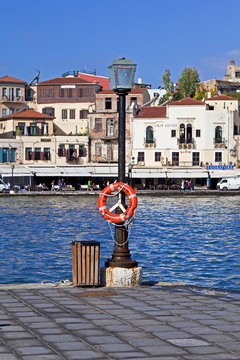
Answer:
(106, 57, 137, 268)
(11, 164, 15, 190)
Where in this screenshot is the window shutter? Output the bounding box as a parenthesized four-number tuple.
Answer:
(7, 149, 11, 162)
(52, 108, 55, 117)
(58, 148, 61, 157)
(32, 151, 35, 160)
(11, 149, 15, 162)
(83, 147, 87, 157)
(40, 152, 44, 160)
(0, 149, 3, 163)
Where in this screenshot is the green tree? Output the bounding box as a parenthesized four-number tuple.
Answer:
(178, 67, 200, 98)
(162, 69, 174, 94)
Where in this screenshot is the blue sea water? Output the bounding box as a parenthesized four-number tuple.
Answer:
(0, 195, 240, 290)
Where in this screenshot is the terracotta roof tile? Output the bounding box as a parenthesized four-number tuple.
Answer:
(206, 94, 237, 101)
(38, 77, 93, 85)
(0, 75, 27, 84)
(134, 106, 166, 118)
(0, 109, 54, 120)
(167, 97, 204, 106)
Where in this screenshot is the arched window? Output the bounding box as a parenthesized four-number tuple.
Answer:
(215, 126, 222, 143)
(179, 124, 185, 143)
(187, 124, 192, 143)
(146, 126, 153, 144)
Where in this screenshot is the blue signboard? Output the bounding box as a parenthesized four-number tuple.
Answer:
(206, 165, 234, 170)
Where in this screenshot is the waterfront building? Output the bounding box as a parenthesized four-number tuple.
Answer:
(132, 96, 240, 188)
(0, 75, 29, 117)
(88, 88, 150, 166)
(199, 59, 240, 94)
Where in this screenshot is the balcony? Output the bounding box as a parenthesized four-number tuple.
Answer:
(213, 137, 226, 148)
(1, 96, 25, 103)
(178, 138, 195, 149)
(144, 137, 156, 148)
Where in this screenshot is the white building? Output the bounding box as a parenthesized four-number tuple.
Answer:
(132, 96, 240, 188)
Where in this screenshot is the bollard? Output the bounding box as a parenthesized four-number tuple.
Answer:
(72, 241, 100, 286)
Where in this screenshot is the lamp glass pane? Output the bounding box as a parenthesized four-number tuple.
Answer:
(116, 67, 133, 88)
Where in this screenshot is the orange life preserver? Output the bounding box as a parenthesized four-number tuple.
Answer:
(98, 182, 137, 224)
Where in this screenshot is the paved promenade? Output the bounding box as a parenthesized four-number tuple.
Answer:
(0, 284, 240, 360)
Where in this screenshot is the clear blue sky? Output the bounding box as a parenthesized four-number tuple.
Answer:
(1, 0, 240, 88)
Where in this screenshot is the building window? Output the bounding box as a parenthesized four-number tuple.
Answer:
(215, 126, 222, 143)
(70, 109, 75, 119)
(105, 97, 112, 109)
(25, 148, 32, 161)
(26, 88, 33, 101)
(196, 129, 201, 137)
(34, 148, 41, 160)
(9, 88, 14, 101)
(155, 152, 161, 162)
(43, 148, 50, 160)
(9, 107, 14, 114)
(16, 88, 21, 97)
(30, 123, 37, 136)
(234, 125, 238, 135)
(171, 129, 176, 137)
(106, 118, 114, 136)
(80, 110, 88, 119)
(137, 152, 145, 162)
(215, 152, 222, 162)
(172, 152, 179, 166)
(62, 109, 67, 119)
(78, 88, 83, 97)
(58, 144, 65, 157)
(2, 88, 6, 97)
(179, 124, 185, 143)
(192, 152, 200, 166)
(59, 88, 64, 97)
(95, 118, 102, 132)
(40, 89, 46, 97)
(67, 88, 72, 97)
(95, 143, 102, 157)
(41, 123, 48, 135)
(146, 126, 154, 144)
(236, 72, 240, 78)
(2, 108, 7, 116)
(43, 107, 54, 116)
(186, 124, 192, 143)
(107, 143, 113, 161)
(130, 97, 137, 106)
(48, 89, 54, 97)
(16, 122, 25, 135)
(79, 145, 86, 157)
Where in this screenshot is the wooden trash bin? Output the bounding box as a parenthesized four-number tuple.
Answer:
(72, 241, 100, 286)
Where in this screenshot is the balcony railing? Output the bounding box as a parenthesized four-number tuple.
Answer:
(214, 137, 225, 144)
(1, 96, 25, 103)
(144, 137, 156, 148)
(178, 138, 195, 149)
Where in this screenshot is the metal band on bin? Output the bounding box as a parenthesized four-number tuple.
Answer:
(98, 182, 138, 224)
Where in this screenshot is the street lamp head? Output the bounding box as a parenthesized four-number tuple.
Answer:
(108, 57, 136, 93)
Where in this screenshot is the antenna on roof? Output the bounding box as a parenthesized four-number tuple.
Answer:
(28, 70, 40, 86)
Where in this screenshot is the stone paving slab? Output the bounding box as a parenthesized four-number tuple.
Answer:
(0, 285, 240, 359)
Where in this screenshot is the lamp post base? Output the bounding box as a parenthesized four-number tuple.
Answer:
(100, 266, 143, 288)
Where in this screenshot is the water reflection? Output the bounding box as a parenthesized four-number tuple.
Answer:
(0, 196, 240, 290)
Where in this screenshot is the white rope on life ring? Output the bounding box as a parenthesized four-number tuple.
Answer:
(98, 182, 137, 224)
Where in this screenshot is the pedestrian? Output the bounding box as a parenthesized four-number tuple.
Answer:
(58, 179, 62, 191)
(51, 180, 55, 191)
(181, 179, 185, 191)
(190, 180, 194, 190)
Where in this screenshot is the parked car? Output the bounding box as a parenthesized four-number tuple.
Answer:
(0, 179, 9, 193)
(217, 177, 240, 191)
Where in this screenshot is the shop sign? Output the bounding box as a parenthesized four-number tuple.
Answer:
(206, 165, 234, 170)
